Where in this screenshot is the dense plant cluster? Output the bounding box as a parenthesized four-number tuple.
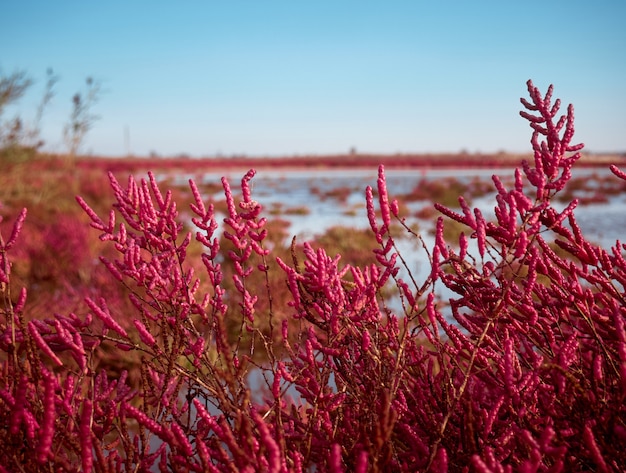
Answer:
(1, 81, 625, 471)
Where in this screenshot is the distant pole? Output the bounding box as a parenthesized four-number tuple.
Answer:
(124, 125, 130, 156)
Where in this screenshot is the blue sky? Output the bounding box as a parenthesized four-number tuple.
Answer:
(1, 1, 625, 157)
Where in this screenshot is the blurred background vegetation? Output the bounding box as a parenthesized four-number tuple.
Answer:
(0, 67, 100, 164)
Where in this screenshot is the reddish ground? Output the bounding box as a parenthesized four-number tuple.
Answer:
(69, 151, 626, 174)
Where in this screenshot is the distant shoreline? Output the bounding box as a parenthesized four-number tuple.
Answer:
(65, 151, 626, 173)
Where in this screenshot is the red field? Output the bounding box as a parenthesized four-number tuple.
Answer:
(68, 151, 625, 174)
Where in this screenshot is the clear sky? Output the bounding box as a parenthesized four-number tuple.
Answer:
(1, 1, 625, 157)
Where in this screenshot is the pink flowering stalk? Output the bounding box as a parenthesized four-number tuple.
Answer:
(415, 80, 625, 470)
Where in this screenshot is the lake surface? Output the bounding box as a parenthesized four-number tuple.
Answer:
(191, 166, 626, 251)
(172, 166, 626, 312)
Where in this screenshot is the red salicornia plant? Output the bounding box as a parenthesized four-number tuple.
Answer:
(1, 80, 625, 471)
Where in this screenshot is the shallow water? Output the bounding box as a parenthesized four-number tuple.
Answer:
(185, 166, 626, 318)
(199, 166, 625, 250)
